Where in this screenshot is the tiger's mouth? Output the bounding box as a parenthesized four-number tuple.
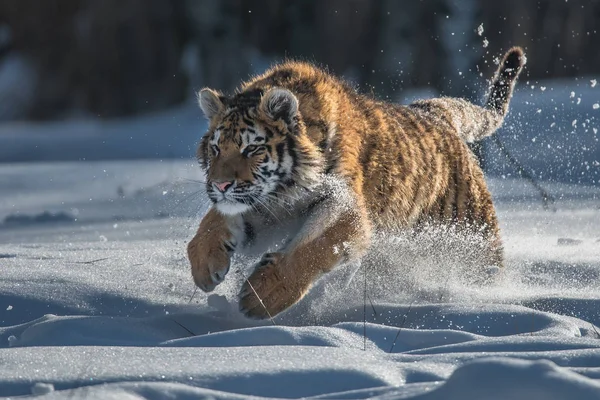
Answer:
(214, 199, 252, 215)
(207, 178, 281, 215)
(208, 186, 258, 215)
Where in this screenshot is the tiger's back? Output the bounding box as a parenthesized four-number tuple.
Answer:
(242, 54, 518, 236)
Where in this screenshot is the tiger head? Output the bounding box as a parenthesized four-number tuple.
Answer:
(196, 87, 323, 215)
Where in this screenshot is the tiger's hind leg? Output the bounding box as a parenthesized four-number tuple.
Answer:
(426, 164, 504, 285)
(464, 178, 505, 285)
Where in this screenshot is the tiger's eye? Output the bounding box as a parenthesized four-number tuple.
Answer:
(244, 144, 266, 157)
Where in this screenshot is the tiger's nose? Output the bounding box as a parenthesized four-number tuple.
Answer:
(214, 181, 234, 193)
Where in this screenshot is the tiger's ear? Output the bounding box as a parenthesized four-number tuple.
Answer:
(198, 88, 224, 120)
(259, 88, 299, 123)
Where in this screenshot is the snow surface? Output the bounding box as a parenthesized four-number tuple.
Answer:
(0, 103, 204, 163)
(0, 160, 600, 399)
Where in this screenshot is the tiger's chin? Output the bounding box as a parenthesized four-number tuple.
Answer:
(214, 200, 252, 216)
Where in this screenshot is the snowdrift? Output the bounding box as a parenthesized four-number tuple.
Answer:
(1, 160, 600, 398)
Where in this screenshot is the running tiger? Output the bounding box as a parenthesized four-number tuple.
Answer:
(188, 47, 525, 319)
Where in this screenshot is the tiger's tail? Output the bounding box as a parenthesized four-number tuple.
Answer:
(410, 47, 526, 143)
(484, 47, 526, 119)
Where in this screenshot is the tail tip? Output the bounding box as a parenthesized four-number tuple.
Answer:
(500, 47, 526, 78)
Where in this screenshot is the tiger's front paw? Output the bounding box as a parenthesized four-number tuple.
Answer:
(239, 253, 304, 319)
(187, 235, 232, 292)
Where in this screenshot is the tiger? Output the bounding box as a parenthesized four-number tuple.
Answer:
(187, 47, 525, 319)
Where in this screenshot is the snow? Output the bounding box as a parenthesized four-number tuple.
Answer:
(479, 77, 600, 185)
(1, 159, 600, 399)
(0, 103, 205, 162)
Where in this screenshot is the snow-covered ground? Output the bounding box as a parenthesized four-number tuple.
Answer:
(1, 159, 599, 399)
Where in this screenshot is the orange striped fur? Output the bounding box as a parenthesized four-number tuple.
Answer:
(188, 48, 526, 319)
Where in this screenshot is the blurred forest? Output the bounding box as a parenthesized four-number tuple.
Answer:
(0, 0, 598, 121)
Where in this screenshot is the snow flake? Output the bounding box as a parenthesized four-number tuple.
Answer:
(593, 103, 599, 109)
(477, 24, 484, 36)
(591, 79, 597, 88)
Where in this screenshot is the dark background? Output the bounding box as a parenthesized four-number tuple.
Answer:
(0, 0, 598, 120)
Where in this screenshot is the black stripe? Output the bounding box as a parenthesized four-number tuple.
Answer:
(223, 241, 235, 253)
(451, 143, 460, 221)
(243, 221, 255, 246)
(275, 142, 286, 162)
